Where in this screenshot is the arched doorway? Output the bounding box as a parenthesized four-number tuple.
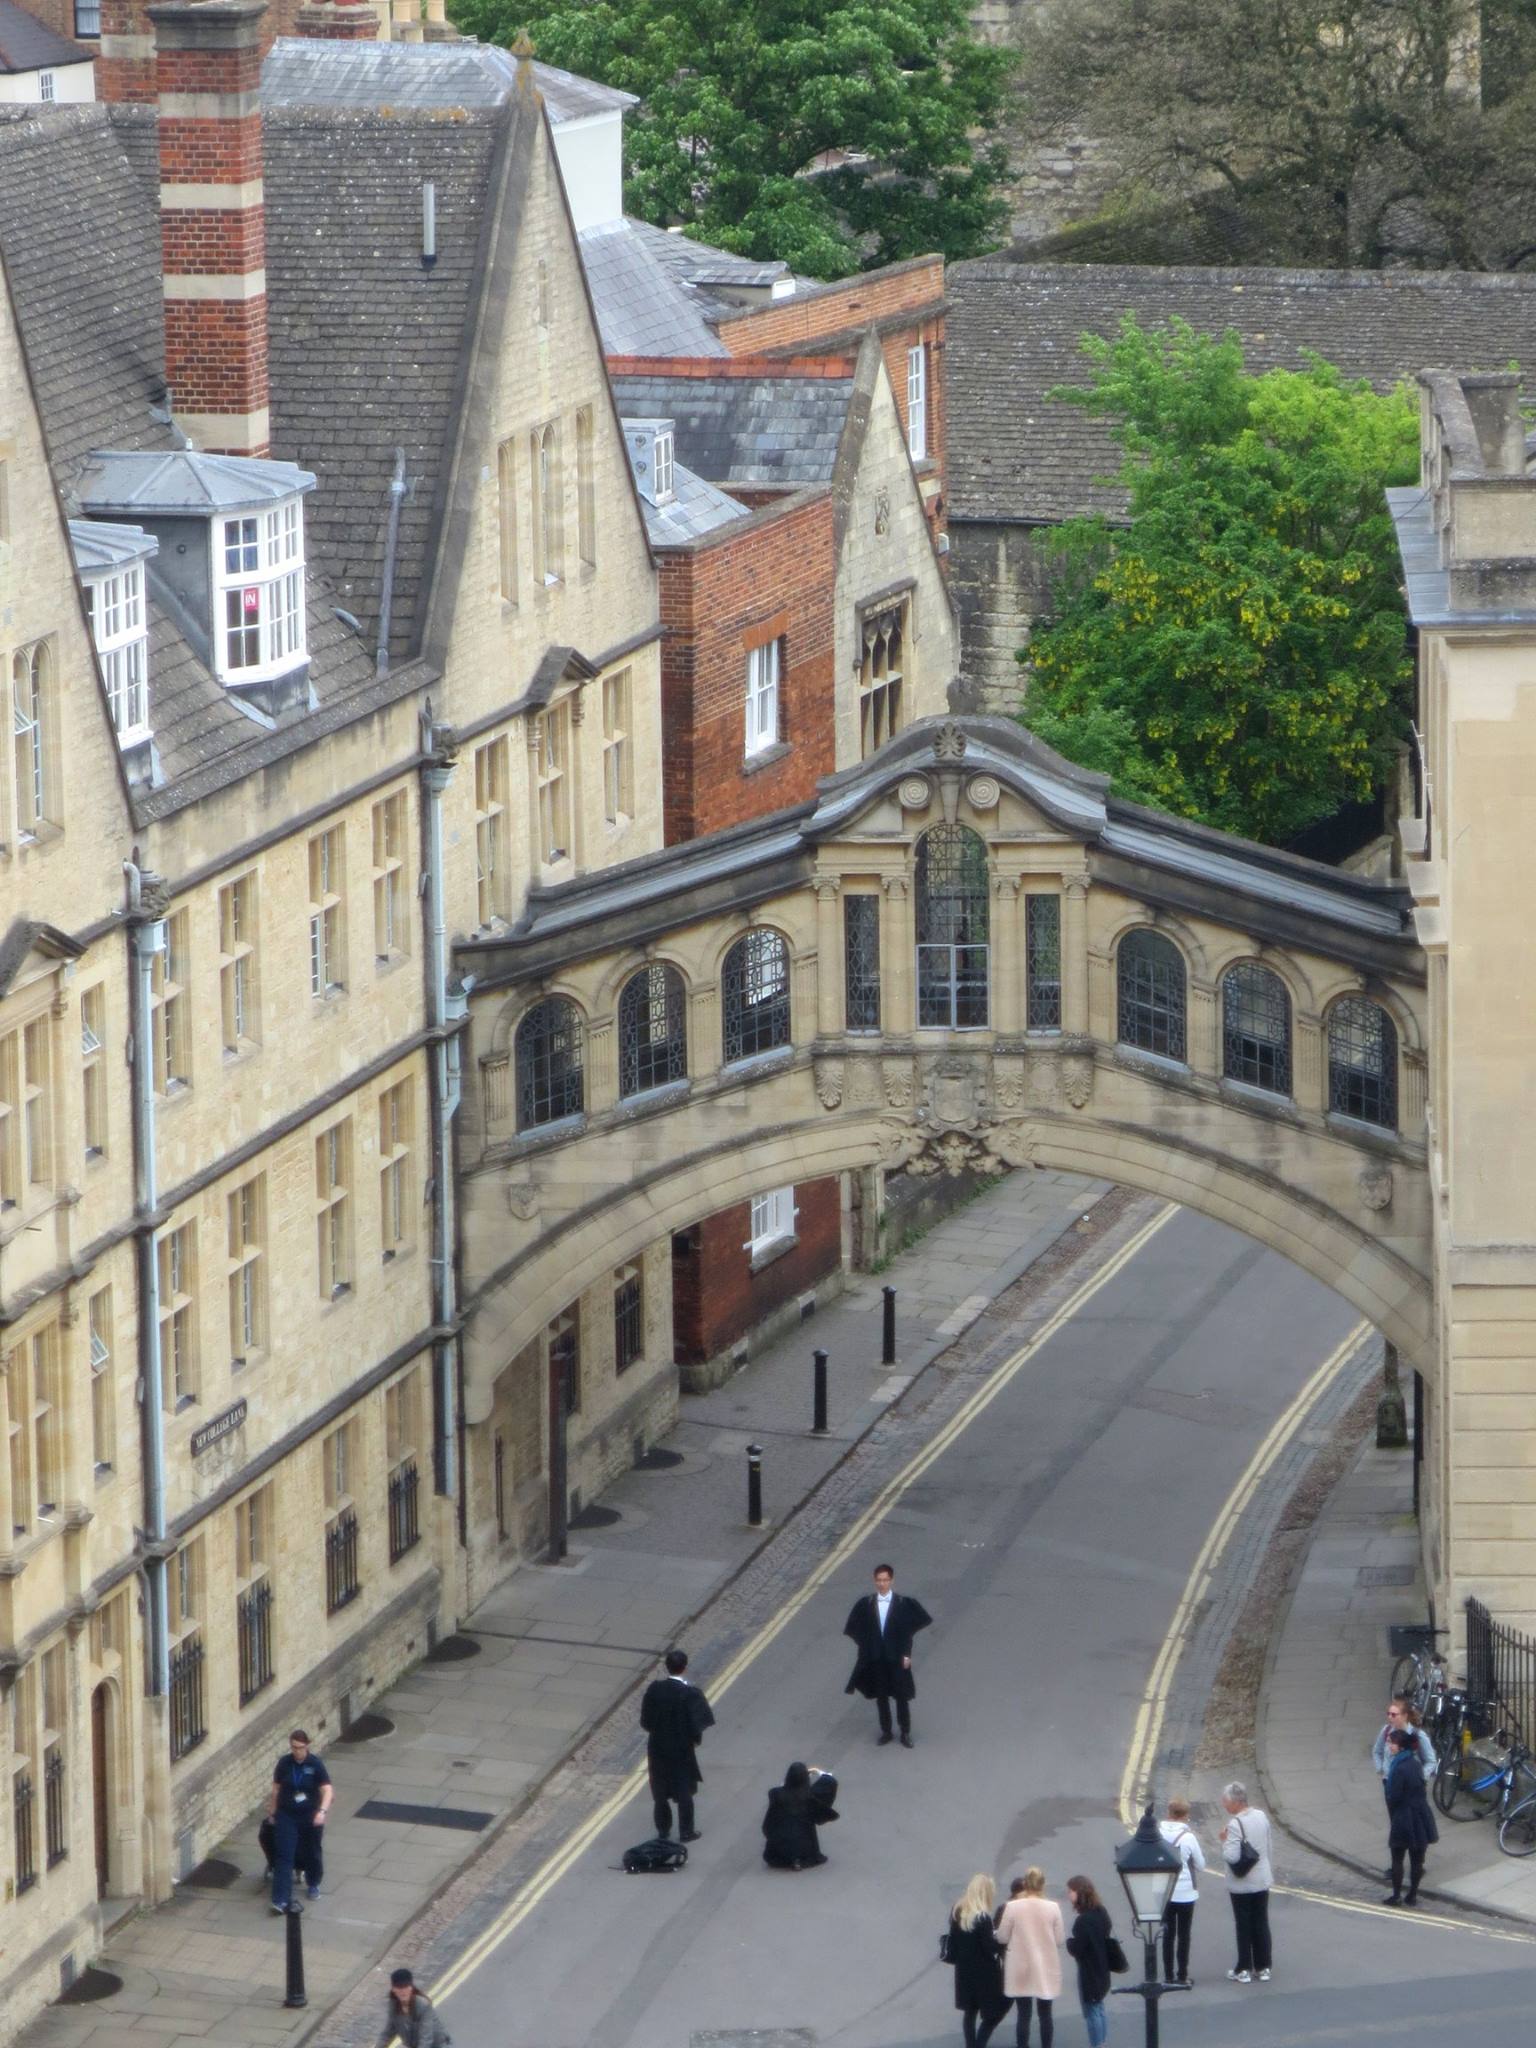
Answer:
(90, 1682, 113, 1898)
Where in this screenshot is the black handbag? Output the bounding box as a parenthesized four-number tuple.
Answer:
(1105, 1933, 1129, 1975)
(1231, 1820, 1261, 1879)
(939, 1927, 955, 1964)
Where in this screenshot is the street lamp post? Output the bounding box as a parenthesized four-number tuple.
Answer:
(1112, 1804, 1188, 2048)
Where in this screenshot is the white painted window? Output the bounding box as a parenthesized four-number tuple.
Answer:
(653, 430, 674, 504)
(907, 344, 927, 461)
(746, 1186, 796, 1255)
(216, 497, 307, 680)
(86, 564, 151, 744)
(745, 639, 781, 757)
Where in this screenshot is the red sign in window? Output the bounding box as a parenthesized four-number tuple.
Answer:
(243, 587, 260, 615)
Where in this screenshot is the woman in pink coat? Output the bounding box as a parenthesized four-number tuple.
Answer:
(995, 1868, 1065, 2048)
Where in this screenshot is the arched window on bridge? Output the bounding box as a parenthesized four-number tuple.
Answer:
(721, 930, 791, 1064)
(619, 963, 687, 1097)
(915, 824, 989, 1028)
(1222, 962, 1292, 1095)
(515, 996, 584, 1130)
(1327, 996, 1398, 1130)
(1116, 929, 1186, 1061)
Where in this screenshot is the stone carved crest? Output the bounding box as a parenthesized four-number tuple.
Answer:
(191, 1426, 246, 1500)
(967, 775, 1001, 811)
(506, 1180, 542, 1222)
(1358, 1164, 1394, 1212)
(874, 488, 891, 536)
(926, 1056, 981, 1131)
(897, 775, 931, 810)
(933, 721, 968, 763)
(815, 1059, 844, 1111)
(904, 1126, 1034, 1180)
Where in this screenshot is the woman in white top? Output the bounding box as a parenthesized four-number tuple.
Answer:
(1218, 1781, 1274, 1984)
(1157, 1796, 1206, 1985)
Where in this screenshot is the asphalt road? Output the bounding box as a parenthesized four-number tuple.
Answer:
(442, 1208, 1536, 2047)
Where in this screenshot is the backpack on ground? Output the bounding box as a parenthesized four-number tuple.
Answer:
(622, 1836, 688, 1873)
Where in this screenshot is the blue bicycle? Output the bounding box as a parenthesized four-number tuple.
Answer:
(1434, 1732, 1535, 1823)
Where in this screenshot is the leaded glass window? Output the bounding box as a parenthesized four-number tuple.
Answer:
(1222, 963, 1291, 1094)
(844, 896, 881, 1031)
(1026, 895, 1062, 1031)
(1327, 997, 1397, 1130)
(915, 825, 989, 1028)
(619, 964, 686, 1098)
(721, 931, 791, 1064)
(515, 996, 584, 1130)
(1116, 930, 1186, 1060)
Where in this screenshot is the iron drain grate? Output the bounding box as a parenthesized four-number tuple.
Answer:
(354, 1798, 493, 1832)
(1358, 1565, 1416, 1587)
(693, 2035, 816, 2048)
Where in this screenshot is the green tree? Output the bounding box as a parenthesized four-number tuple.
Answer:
(1020, 318, 1420, 846)
(448, 0, 1016, 278)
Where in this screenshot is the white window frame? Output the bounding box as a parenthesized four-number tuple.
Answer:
(474, 737, 509, 924)
(214, 498, 307, 682)
(218, 873, 258, 1052)
(907, 344, 927, 461)
(85, 565, 150, 745)
(745, 1185, 796, 1256)
(653, 430, 675, 504)
(308, 827, 345, 998)
(38, 70, 56, 104)
(745, 639, 781, 758)
(601, 668, 632, 824)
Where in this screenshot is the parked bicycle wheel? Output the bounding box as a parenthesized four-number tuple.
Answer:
(1499, 1796, 1536, 1858)
(1389, 1651, 1425, 1706)
(1435, 1743, 1502, 1820)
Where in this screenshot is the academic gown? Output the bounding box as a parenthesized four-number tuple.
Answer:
(639, 1677, 715, 1799)
(842, 1590, 933, 1704)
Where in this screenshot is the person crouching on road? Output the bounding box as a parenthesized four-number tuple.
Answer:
(376, 1968, 450, 2048)
(946, 1872, 1009, 2048)
(995, 1868, 1064, 2048)
(1372, 1693, 1437, 1789)
(1157, 1797, 1205, 1986)
(1064, 1875, 1113, 2047)
(762, 1761, 839, 1869)
(1218, 1781, 1273, 1983)
(1384, 1726, 1439, 1905)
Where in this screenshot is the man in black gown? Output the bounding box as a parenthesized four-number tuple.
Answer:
(639, 1647, 715, 1840)
(843, 1562, 933, 1747)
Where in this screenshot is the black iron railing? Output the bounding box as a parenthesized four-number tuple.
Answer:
(1467, 1595, 1536, 1745)
(388, 1461, 419, 1564)
(326, 1508, 361, 1612)
(169, 1633, 206, 1762)
(238, 1578, 275, 1704)
(494, 1433, 508, 1541)
(13, 1769, 36, 1892)
(44, 1747, 67, 1868)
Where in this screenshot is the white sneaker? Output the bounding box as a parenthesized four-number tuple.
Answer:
(1227, 1968, 1252, 1983)
(1258, 1969, 1272, 1982)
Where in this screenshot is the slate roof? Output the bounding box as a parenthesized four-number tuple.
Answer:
(946, 260, 1536, 525)
(610, 373, 853, 487)
(0, 0, 93, 72)
(68, 518, 158, 576)
(261, 37, 634, 120)
(579, 217, 728, 357)
(77, 448, 315, 514)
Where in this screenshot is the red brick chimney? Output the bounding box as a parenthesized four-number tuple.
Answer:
(147, 1, 270, 458)
(100, 0, 159, 103)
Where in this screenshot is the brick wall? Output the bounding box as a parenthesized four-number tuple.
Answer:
(713, 256, 945, 357)
(658, 490, 836, 843)
(671, 1177, 842, 1367)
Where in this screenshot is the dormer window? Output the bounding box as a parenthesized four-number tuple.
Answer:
(218, 500, 305, 679)
(621, 417, 678, 509)
(88, 567, 149, 743)
(653, 431, 674, 504)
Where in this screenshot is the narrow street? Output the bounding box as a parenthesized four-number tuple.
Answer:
(426, 1208, 1534, 2048)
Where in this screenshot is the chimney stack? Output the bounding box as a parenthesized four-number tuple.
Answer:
(292, 1, 380, 36)
(100, 0, 159, 104)
(147, 1, 270, 458)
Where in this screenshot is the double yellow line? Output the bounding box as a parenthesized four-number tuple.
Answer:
(433, 1200, 1179, 2004)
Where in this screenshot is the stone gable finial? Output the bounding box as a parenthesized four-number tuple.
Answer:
(513, 28, 538, 96)
(933, 721, 967, 763)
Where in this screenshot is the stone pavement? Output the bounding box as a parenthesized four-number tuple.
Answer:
(1259, 1437, 1536, 1924)
(17, 1165, 1109, 2048)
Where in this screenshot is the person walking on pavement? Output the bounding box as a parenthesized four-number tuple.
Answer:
(843, 1562, 932, 1747)
(1217, 1782, 1273, 1983)
(945, 1872, 1009, 2048)
(639, 1646, 715, 1842)
(376, 1968, 451, 2047)
(996, 1868, 1065, 2048)
(1383, 1726, 1439, 1905)
(1064, 1875, 1113, 2048)
(267, 1729, 332, 1914)
(1372, 1694, 1437, 1785)
(1157, 1796, 1205, 1986)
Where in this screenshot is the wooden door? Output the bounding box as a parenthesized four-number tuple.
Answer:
(91, 1684, 111, 1898)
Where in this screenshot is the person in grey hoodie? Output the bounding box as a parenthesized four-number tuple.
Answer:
(376, 1969, 451, 2048)
(1218, 1783, 1274, 1984)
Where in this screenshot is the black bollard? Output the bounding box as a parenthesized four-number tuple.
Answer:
(812, 1348, 829, 1434)
(747, 1442, 763, 1527)
(881, 1284, 897, 1366)
(282, 1905, 307, 2009)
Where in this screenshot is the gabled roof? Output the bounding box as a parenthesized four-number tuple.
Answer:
(0, 918, 85, 1001)
(0, 0, 94, 73)
(610, 371, 854, 487)
(946, 260, 1536, 525)
(262, 36, 635, 121)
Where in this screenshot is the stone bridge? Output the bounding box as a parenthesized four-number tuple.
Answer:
(454, 716, 1431, 1436)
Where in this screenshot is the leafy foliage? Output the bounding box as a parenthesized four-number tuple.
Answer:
(1020, 319, 1420, 845)
(448, 0, 1016, 278)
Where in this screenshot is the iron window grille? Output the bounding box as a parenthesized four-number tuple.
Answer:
(168, 1633, 207, 1761)
(1222, 963, 1292, 1094)
(1116, 929, 1187, 1061)
(494, 1434, 508, 1541)
(388, 1459, 420, 1563)
(325, 1508, 361, 1614)
(915, 825, 990, 1028)
(237, 1578, 275, 1705)
(516, 997, 585, 1130)
(613, 1266, 643, 1374)
(721, 931, 791, 1063)
(1025, 895, 1062, 1031)
(1327, 997, 1398, 1129)
(13, 1770, 36, 1892)
(619, 965, 687, 1097)
(43, 1747, 66, 1869)
(844, 896, 881, 1031)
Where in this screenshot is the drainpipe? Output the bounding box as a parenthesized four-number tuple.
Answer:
(419, 710, 464, 1523)
(376, 449, 407, 676)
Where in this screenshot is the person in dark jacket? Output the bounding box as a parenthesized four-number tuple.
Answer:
(639, 1647, 715, 1841)
(946, 1872, 1010, 2048)
(375, 1968, 450, 2048)
(843, 1562, 933, 1746)
(1384, 1726, 1439, 1904)
(1064, 1876, 1112, 2048)
(762, 1762, 839, 1868)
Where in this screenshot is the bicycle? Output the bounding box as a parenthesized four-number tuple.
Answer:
(1434, 1732, 1536, 1823)
(1389, 1628, 1450, 1716)
(1498, 1789, 1536, 1857)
